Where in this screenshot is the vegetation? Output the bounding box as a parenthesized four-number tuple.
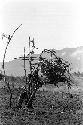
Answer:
(0, 87, 83, 125)
(0, 48, 83, 124)
(17, 49, 74, 109)
(38, 49, 73, 87)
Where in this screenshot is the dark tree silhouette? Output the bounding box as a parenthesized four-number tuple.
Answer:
(38, 49, 73, 88)
(17, 49, 73, 109)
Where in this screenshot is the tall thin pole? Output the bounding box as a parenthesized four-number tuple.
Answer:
(24, 47, 26, 74)
(29, 37, 32, 74)
(24, 47, 27, 83)
(24, 47, 25, 67)
(2, 35, 11, 81)
(2, 24, 22, 82)
(28, 36, 35, 99)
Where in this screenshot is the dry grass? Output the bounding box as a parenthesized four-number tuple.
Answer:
(0, 84, 83, 125)
(0, 74, 83, 125)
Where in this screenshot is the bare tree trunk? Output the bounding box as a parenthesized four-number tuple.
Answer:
(17, 81, 41, 109)
(27, 80, 42, 108)
(5, 80, 13, 108)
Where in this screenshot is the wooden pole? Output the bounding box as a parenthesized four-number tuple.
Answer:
(29, 37, 32, 74)
(24, 47, 27, 87)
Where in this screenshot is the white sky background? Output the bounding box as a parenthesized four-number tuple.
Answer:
(0, 0, 83, 62)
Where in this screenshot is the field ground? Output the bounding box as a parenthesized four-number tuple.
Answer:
(0, 75, 83, 125)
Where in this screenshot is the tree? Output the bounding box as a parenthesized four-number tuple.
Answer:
(2, 24, 22, 108)
(39, 49, 74, 88)
(17, 49, 73, 109)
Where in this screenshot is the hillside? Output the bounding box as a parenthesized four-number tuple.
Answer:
(0, 46, 83, 76)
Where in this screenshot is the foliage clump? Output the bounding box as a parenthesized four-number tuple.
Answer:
(38, 49, 73, 88)
(17, 49, 74, 109)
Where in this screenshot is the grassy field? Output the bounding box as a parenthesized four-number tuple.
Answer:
(0, 76, 83, 125)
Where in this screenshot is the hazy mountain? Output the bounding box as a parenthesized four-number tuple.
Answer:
(0, 54, 39, 76)
(0, 46, 83, 76)
(56, 46, 83, 73)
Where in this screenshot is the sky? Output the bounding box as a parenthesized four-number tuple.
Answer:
(0, 0, 83, 62)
